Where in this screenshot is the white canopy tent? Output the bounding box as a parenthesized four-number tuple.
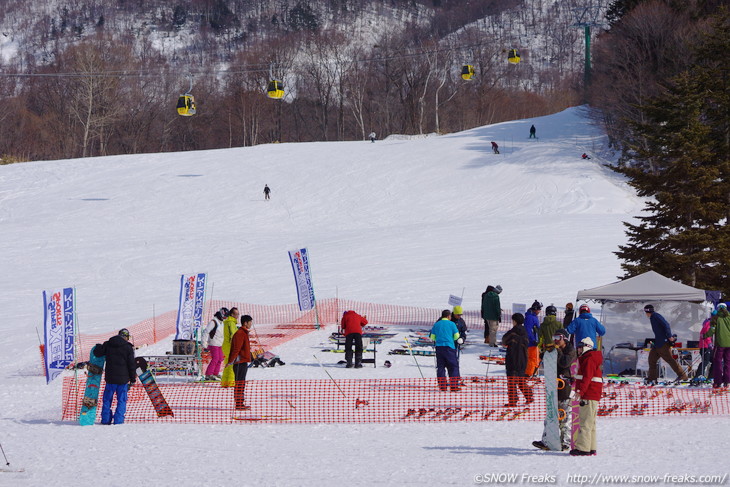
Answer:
(576, 270, 706, 303)
(575, 271, 707, 375)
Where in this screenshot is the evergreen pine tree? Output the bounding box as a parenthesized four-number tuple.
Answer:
(612, 10, 729, 296)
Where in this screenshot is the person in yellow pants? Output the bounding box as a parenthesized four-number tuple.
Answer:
(221, 307, 240, 387)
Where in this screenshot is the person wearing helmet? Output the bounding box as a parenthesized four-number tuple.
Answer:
(704, 303, 730, 388)
(644, 304, 688, 384)
(480, 285, 502, 346)
(538, 304, 561, 352)
(201, 307, 229, 380)
(524, 300, 542, 376)
(565, 304, 605, 348)
(570, 336, 603, 456)
(97, 328, 136, 425)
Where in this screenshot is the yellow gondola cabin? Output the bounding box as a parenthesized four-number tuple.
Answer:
(460, 64, 475, 80)
(508, 49, 520, 64)
(267, 80, 285, 99)
(176, 94, 196, 116)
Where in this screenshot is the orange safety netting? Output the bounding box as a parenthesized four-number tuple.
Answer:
(61, 376, 730, 424)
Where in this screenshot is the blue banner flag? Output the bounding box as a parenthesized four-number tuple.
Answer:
(174, 273, 207, 340)
(43, 287, 76, 384)
(288, 248, 316, 311)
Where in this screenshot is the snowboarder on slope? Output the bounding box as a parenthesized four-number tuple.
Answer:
(529, 125, 537, 139)
(491, 141, 499, 154)
(263, 184, 271, 200)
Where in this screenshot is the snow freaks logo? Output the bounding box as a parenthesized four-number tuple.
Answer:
(474, 473, 556, 484)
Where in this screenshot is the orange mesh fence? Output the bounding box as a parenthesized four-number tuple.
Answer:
(71, 298, 527, 364)
(61, 376, 730, 424)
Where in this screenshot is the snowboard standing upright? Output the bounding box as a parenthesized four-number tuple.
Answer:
(542, 348, 561, 450)
(135, 357, 174, 417)
(79, 344, 106, 425)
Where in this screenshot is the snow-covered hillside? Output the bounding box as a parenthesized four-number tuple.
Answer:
(3, 107, 727, 486)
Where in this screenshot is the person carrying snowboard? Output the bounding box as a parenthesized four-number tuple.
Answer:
(263, 184, 271, 200)
(98, 328, 136, 425)
(491, 141, 499, 154)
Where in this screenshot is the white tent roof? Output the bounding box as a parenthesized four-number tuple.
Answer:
(576, 270, 706, 303)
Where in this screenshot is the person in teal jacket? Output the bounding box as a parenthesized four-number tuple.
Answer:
(705, 303, 730, 388)
(430, 310, 462, 391)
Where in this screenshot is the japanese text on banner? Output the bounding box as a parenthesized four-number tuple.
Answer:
(43, 287, 75, 383)
(288, 248, 316, 311)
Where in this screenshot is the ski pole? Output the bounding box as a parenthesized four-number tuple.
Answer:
(404, 337, 425, 379)
(0, 441, 10, 466)
(313, 354, 347, 398)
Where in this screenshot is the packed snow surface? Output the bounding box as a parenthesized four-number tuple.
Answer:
(1, 107, 727, 486)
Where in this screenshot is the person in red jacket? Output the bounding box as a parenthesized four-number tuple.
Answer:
(571, 336, 603, 456)
(226, 314, 253, 412)
(340, 310, 368, 368)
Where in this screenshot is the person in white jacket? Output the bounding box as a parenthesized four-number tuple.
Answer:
(202, 308, 228, 380)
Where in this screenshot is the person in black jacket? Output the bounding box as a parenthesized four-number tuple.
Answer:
(502, 313, 533, 407)
(97, 328, 136, 425)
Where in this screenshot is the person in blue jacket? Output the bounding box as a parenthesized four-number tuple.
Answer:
(566, 304, 606, 348)
(524, 300, 542, 376)
(430, 310, 462, 391)
(644, 304, 688, 383)
(97, 328, 136, 425)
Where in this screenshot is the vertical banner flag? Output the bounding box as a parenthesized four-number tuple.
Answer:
(43, 287, 76, 384)
(448, 294, 463, 307)
(174, 273, 207, 340)
(288, 248, 316, 311)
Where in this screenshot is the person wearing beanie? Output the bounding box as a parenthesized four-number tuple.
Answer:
(570, 336, 602, 456)
(480, 285, 502, 346)
(202, 308, 228, 380)
(643, 304, 688, 384)
(97, 328, 136, 425)
(563, 303, 575, 328)
(524, 300, 542, 376)
(704, 303, 730, 388)
(451, 305, 468, 358)
(502, 313, 533, 406)
(430, 310, 462, 391)
(220, 307, 240, 387)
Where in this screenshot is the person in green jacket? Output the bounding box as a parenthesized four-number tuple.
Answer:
(481, 285, 502, 346)
(705, 303, 730, 388)
(220, 307, 240, 388)
(538, 305, 562, 351)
